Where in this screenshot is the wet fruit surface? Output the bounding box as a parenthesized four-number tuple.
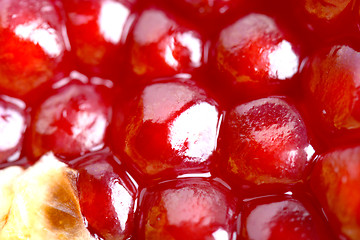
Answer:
(0, 96, 27, 163)
(304, 45, 360, 131)
(215, 13, 300, 96)
(0, 0, 67, 98)
(63, 0, 133, 78)
(0, 0, 360, 239)
(311, 146, 360, 240)
(30, 78, 112, 160)
(111, 79, 221, 179)
(240, 195, 335, 240)
(221, 97, 313, 185)
(128, 8, 203, 80)
(137, 178, 237, 240)
(75, 152, 137, 240)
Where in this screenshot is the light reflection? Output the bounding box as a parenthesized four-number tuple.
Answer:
(35, 86, 108, 152)
(176, 32, 202, 68)
(111, 180, 132, 231)
(286, 150, 298, 169)
(134, 9, 173, 45)
(165, 42, 179, 68)
(247, 202, 278, 240)
(68, 12, 93, 26)
(220, 13, 277, 51)
(212, 228, 229, 240)
(164, 32, 202, 69)
(0, 108, 25, 150)
(177, 172, 212, 179)
(169, 102, 219, 162)
(163, 187, 211, 225)
(91, 76, 114, 88)
(86, 162, 113, 180)
(134, 9, 202, 70)
(98, 0, 130, 44)
(142, 83, 195, 123)
(69, 71, 89, 84)
(251, 123, 296, 149)
(71, 111, 108, 150)
(1, 95, 26, 109)
(305, 144, 315, 162)
(7, 151, 21, 162)
(268, 40, 299, 79)
(246, 200, 309, 240)
(14, 20, 63, 57)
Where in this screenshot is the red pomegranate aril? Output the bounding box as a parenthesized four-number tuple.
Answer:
(0, 0, 358, 239)
(214, 13, 301, 98)
(304, 44, 360, 141)
(137, 178, 237, 240)
(112, 79, 221, 179)
(221, 97, 314, 185)
(128, 8, 203, 80)
(0, 0, 67, 98)
(75, 152, 137, 240)
(241, 195, 335, 240)
(63, 0, 133, 77)
(0, 96, 27, 163)
(30, 80, 112, 160)
(310, 146, 360, 240)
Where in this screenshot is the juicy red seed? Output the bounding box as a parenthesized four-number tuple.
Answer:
(0, 96, 27, 163)
(137, 178, 238, 240)
(63, 0, 133, 78)
(304, 44, 360, 133)
(30, 80, 112, 160)
(75, 152, 137, 240)
(220, 97, 313, 185)
(112, 79, 221, 180)
(0, 0, 67, 98)
(214, 13, 300, 98)
(128, 7, 203, 80)
(241, 195, 335, 240)
(2, 0, 360, 239)
(310, 146, 360, 240)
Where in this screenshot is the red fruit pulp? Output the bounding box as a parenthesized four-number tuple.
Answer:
(221, 97, 313, 185)
(30, 78, 112, 160)
(128, 7, 204, 80)
(137, 178, 237, 240)
(310, 146, 360, 240)
(0, 0, 359, 239)
(112, 79, 221, 180)
(241, 195, 335, 240)
(63, 0, 134, 78)
(214, 13, 301, 97)
(304, 44, 360, 139)
(74, 152, 137, 240)
(0, 0, 67, 98)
